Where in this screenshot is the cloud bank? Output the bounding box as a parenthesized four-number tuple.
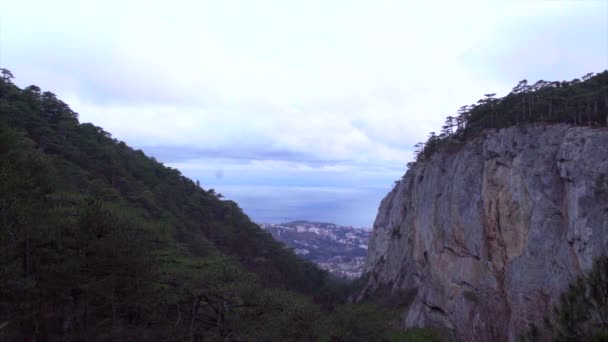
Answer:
(3, 0, 607, 225)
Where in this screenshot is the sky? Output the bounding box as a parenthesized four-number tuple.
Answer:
(2, 0, 607, 227)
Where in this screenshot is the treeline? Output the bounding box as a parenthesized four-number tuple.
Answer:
(0, 68, 338, 303)
(409, 71, 608, 168)
(0, 70, 443, 340)
(520, 256, 608, 341)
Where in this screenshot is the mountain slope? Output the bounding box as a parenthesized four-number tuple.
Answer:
(0, 71, 363, 340)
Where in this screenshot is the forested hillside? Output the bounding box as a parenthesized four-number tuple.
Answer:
(409, 71, 608, 169)
(0, 70, 433, 341)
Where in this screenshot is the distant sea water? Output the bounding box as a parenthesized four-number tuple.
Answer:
(206, 185, 391, 228)
(158, 153, 403, 228)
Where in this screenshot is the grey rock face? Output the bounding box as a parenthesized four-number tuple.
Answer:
(362, 124, 608, 341)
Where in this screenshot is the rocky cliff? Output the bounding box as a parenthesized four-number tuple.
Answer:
(362, 124, 608, 341)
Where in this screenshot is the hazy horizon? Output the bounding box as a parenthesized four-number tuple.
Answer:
(3, 0, 607, 227)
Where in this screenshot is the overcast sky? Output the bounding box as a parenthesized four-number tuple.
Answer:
(2, 0, 607, 227)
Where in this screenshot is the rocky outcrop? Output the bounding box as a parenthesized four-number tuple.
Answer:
(362, 124, 608, 341)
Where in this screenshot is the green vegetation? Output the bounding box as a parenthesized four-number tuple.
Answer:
(0, 70, 432, 340)
(548, 255, 608, 341)
(409, 71, 608, 169)
(519, 256, 608, 342)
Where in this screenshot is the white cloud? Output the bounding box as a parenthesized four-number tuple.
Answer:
(3, 0, 607, 197)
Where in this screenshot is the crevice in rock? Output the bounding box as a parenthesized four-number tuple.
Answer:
(454, 280, 479, 292)
(442, 245, 480, 260)
(423, 301, 447, 316)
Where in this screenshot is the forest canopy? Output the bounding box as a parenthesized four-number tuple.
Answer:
(0, 70, 432, 341)
(409, 71, 608, 169)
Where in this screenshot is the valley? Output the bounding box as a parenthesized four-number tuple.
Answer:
(259, 221, 370, 279)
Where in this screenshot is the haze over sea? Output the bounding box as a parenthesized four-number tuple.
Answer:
(197, 185, 387, 228)
(3, 1, 605, 227)
(156, 151, 401, 227)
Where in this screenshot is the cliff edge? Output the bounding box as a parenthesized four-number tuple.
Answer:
(362, 124, 608, 341)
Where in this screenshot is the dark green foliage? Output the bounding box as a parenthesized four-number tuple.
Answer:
(326, 302, 442, 342)
(387, 328, 442, 342)
(329, 303, 401, 341)
(237, 290, 330, 341)
(0, 71, 436, 340)
(409, 71, 608, 170)
(331, 303, 390, 341)
(520, 256, 608, 342)
(550, 256, 608, 341)
(0, 69, 336, 291)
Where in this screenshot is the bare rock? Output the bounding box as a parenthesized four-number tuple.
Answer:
(362, 124, 608, 341)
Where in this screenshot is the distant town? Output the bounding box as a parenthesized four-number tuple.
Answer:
(258, 221, 371, 279)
